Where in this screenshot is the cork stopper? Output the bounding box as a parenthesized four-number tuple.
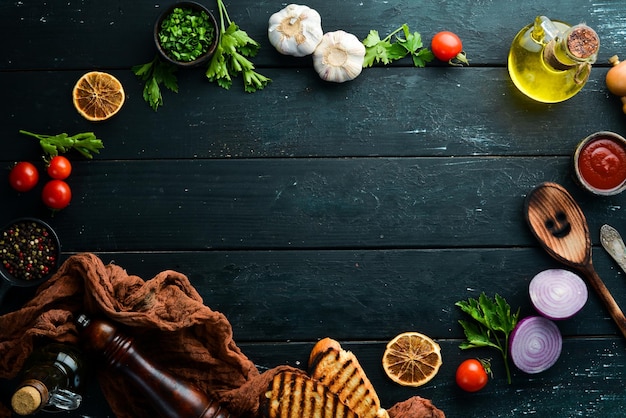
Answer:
(567, 25, 599, 59)
(11, 385, 44, 415)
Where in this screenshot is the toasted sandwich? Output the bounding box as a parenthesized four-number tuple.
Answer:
(308, 338, 389, 418)
(265, 370, 359, 418)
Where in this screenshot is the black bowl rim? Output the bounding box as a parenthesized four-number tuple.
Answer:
(153, 1, 220, 68)
(0, 217, 61, 287)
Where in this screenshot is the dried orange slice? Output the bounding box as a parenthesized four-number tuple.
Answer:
(382, 332, 442, 387)
(72, 71, 125, 121)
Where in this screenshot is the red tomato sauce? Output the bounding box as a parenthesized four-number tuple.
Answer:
(577, 136, 626, 191)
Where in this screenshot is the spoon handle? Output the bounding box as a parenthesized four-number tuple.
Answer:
(600, 224, 626, 275)
(582, 264, 626, 339)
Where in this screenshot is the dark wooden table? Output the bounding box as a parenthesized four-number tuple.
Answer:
(2, 0, 626, 416)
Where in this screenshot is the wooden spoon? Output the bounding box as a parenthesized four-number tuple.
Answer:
(524, 182, 626, 339)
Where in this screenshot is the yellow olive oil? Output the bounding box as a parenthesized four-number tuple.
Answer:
(508, 17, 598, 103)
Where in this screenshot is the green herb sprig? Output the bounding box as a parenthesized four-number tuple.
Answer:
(206, 0, 271, 92)
(363, 24, 434, 68)
(158, 7, 215, 62)
(19, 130, 104, 160)
(456, 293, 520, 384)
(132, 56, 179, 111)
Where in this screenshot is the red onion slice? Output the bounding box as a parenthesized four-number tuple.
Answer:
(529, 269, 588, 320)
(510, 316, 562, 374)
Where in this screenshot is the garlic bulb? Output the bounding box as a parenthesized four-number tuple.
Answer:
(268, 4, 323, 57)
(313, 30, 366, 83)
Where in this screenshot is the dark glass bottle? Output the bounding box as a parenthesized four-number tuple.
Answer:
(77, 315, 232, 418)
(11, 343, 85, 415)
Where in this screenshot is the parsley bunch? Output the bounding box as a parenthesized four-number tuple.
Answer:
(206, 0, 270, 92)
(20, 130, 104, 160)
(456, 293, 520, 384)
(132, 56, 178, 111)
(363, 24, 434, 68)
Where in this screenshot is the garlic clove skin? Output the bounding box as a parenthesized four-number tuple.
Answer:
(313, 30, 366, 83)
(268, 4, 323, 57)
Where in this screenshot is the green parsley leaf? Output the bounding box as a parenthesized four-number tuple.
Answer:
(206, 2, 270, 92)
(362, 24, 434, 68)
(456, 293, 520, 384)
(20, 130, 104, 160)
(132, 55, 178, 111)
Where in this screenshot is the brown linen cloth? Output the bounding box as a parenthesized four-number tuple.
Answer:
(0, 253, 444, 418)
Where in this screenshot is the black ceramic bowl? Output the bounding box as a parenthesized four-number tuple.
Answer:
(154, 1, 219, 68)
(0, 218, 61, 305)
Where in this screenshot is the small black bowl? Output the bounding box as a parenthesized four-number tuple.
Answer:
(154, 1, 219, 68)
(0, 217, 61, 305)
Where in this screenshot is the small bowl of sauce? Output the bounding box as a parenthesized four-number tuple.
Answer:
(573, 131, 626, 195)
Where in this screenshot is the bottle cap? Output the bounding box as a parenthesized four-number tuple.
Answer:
(567, 25, 599, 59)
(11, 385, 43, 416)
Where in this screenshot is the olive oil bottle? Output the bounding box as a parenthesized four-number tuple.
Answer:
(11, 343, 86, 415)
(508, 16, 599, 103)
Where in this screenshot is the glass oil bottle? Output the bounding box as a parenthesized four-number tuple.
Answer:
(508, 16, 599, 103)
(10, 342, 85, 415)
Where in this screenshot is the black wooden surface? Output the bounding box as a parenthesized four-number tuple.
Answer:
(2, 0, 626, 417)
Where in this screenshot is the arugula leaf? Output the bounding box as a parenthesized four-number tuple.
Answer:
(132, 55, 179, 111)
(362, 24, 434, 68)
(456, 293, 520, 384)
(206, 2, 270, 92)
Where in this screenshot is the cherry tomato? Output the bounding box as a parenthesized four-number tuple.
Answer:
(431, 31, 468, 65)
(47, 155, 72, 180)
(456, 359, 489, 392)
(9, 161, 39, 192)
(41, 179, 72, 210)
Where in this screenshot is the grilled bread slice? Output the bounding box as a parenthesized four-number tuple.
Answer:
(308, 338, 389, 418)
(265, 370, 358, 418)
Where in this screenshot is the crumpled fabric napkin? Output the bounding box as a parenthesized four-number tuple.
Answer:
(0, 253, 444, 418)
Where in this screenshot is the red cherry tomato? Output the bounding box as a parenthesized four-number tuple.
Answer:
(431, 31, 468, 64)
(9, 161, 39, 192)
(456, 359, 489, 392)
(47, 155, 72, 180)
(42, 179, 72, 210)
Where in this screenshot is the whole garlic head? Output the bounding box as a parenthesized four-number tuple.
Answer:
(268, 4, 323, 57)
(313, 30, 366, 83)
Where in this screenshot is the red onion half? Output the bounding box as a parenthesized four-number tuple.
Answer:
(510, 316, 562, 374)
(529, 269, 588, 320)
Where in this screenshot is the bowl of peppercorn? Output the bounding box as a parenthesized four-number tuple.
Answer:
(154, 1, 219, 68)
(0, 218, 60, 305)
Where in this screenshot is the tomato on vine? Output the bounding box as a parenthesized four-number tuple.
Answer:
(431, 31, 468, 66)
(42, 179, 72, 210)
(47, 155, 72, 180)
(9, 161, 39, 192)
(456, 358, 490, 392)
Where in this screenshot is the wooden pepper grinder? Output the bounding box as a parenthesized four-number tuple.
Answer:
(77, 315, 232, 418)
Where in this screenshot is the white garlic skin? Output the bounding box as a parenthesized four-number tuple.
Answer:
(313, 30, 366, 83)
(268, 4, 323, 57)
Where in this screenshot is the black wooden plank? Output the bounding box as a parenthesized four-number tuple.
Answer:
(1, 0, 624, 69)
(102, 248, 626, 340)
(3, 247, 625, 341)
(1, 157, 623, 251)
(2, 69, 624, 160)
